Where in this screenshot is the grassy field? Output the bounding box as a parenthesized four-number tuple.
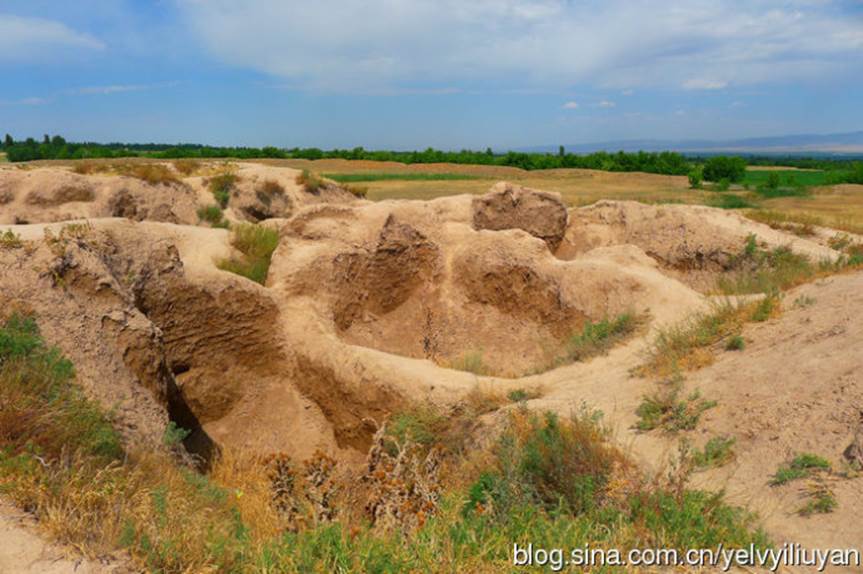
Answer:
(15, 157, 863, 234)
(742, 168, 841, 188)
(268, 159, 863, 233)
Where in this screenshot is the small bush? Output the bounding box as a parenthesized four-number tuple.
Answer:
(718, 238, 815, 295)
(692, 437, 736, 469)
(770, 453, 831, 486)
(799, 484, 837, 516)
(702, 156, 747, 183)
(296, 170, 324, 194)
(639, 302, 748, 378)
(688, 168, 703, 189)
(725, 335, 745, 351)
(636, 376, 717, 432)
(196, 204, 227, 228)
(257, 179, 285, 199)
(507, 388, 539, 403)
(216, 223, 279, 284)
(0, 229, 23, 249)
(116, 163, 180, 185)
(172, 159, 201, 176)
(209, 172, 239, 208)
(71, 161, 108, 175)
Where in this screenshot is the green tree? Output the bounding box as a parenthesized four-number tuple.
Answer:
(688, 168, 703, 189)
(3, 134, 12, 148)
(702, 156, 747, 183)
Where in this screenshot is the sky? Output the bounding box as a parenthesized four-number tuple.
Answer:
(0, 0, 861, 150)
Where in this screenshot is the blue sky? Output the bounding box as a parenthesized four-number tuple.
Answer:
(0, 0, 861, 149)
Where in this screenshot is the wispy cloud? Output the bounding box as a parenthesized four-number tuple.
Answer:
(178, 0, 863, 92)
(562, 101, 579, 109)
(67, 81, 179, 96)
(0, 14, 103, 62)
(596, 100, 616, 108)
(682, 79, 728, 91)
(0, 97, 50, 106)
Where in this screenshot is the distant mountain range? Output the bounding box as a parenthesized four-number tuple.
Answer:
(521, 131, 863, 156)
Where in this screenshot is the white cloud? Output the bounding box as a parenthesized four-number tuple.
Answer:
(176, 0, 863, 92)
(0, 14, 104, 62)
(69, 82, 179, 96)
(682, 79, 728, 90)
(562, 101, 579, 109)
(621, 89, 634, 96)
(597, 100, 616, 108)
(0, 97, 49, 106)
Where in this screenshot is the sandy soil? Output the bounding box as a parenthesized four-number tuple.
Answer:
(0, 503, 128, 573)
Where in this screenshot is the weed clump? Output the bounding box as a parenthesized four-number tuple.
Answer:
(447, 350, 490, 376)
(635, 376, 717, 432)
(771, 453, 831, 486)
(296, 169, 324, 194)
(691, 437, 736, 469)
(208, 172, 238, 208)
(217, 223, 279, 284)
(196, 204, 228, 228)
(116, 163, 180, 185)
(172, 159, 201, 176)
(0, 229, 23, 248)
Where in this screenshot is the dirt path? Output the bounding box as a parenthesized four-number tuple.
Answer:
(0, 502, 125, 574)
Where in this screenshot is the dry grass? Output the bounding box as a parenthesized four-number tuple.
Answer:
(115, 163, 180, 185)
(637, 299, 771, 379)
(296, 169, 325, 194)
(172, 159, 202, 176)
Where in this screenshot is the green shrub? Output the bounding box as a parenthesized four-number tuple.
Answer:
(771, 453, 831, 486)
(636, 376, 717, 432)
(725, 335, 745, 351)
(209, 172, 238, 208)
(718, 238, 815, 295)
(688, 168, 703, 189)
(703, 156, 747, 183)
(692, 437, 736, 469)
(216, 224, 279, 284)
(197, 204, 226, 227)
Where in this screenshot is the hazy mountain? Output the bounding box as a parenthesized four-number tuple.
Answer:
(521, 131, 863, 155)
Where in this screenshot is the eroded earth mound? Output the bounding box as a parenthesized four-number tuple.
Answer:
(1, 162, 862, 559)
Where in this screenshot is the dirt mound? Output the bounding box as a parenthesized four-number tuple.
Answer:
(559, 200, 837, 267)
(0, 163, 357, 228)
(272, 191, 706, 377)
(332, 214, 441, 331)
(472, 182, 568, 249)
(222, 163, 357, 223)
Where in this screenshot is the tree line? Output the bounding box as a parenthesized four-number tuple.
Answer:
(2, 134, 861, 182)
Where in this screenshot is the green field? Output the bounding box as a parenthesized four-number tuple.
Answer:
(742, 169, 845, 188)
(324, 172, 479, 183)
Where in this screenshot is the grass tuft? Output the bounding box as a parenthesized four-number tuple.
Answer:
(691, 437, 736, 470)
(635, 376, 717, 432)
(1, 229, 23, 249)
(209, 172, 239, 208)
(296, 170, 324, 194)
(217, 223, 280, 284)
(197, 204, 228, 228)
